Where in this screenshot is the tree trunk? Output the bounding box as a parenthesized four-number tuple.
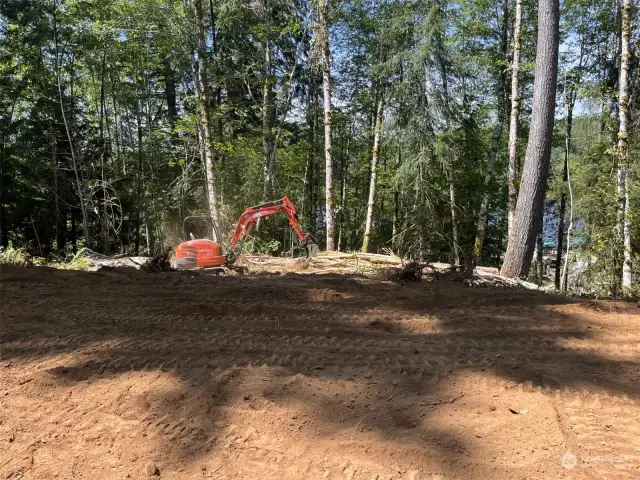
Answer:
(507, 0, 523, 239)
(473, 119, 503, 264)
(501, 0, 559, 278)
(618, 0, 632, 290)
(473, 0, 508, 264)
(51, 124, 67, 252)
(261, 1, 276, 204)
(303, 80, 318, 231)
(561, 138, 575, 292)
(258, 17, 306, 216)
(70, 213, 77, 254)
(0, 101, 14, 249)
(195, 0, 221, 227)
(144, 210, 151, 255)
(110, 72, 122, 175)
(555, 77, 577, 290)
(135, 101, 143, 256)
(163, 59, 178, 129)
(190, 46, 208, 222)
(447, 164, 460, 265)
(0, 133, 6, 249)
(622, 171, 631, 288)
(311, 86, 319, 231)
(337, 138, 349, 252)
(209, 0, 225, 208)
(99, 43, 110, 254)
(434, 27, 459, 266)
(536, 219, 544, 283)
(318, 0, 335, 251)
(555, 162, 568, 289)
(362, 92, 384, 253)
(0, 138, 4, 249)
(392, 146, 401, 250)
(53, 3, 90, 246)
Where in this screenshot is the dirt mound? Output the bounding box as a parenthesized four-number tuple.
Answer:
(1, 267, 639, 479)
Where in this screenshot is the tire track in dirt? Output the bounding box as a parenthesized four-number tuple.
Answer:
(1, 267, 639, 479)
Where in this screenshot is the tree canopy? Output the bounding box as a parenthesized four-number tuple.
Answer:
(1, 0, 638, 295)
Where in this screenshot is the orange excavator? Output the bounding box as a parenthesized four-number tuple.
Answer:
(175, 196, 318, 271)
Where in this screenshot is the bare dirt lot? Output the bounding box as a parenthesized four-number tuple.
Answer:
(1, 264, 639, 479)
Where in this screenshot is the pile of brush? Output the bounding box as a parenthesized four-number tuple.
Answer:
(142, 251, 174, 273)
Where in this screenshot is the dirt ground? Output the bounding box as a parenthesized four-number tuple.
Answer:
(1, 264, 639, 480)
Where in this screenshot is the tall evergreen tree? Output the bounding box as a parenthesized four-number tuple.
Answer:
(502, 0, 560, 278)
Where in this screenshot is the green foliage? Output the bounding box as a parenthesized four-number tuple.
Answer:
(248, 238, 282, 256)
(52, 256, 93, 271)
(0, 246, 31, 266)
(0, 0, 637, 296)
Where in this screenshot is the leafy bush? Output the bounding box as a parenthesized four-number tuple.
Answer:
(0, 246, 31, 266)
(53, 257, 92, 271)
(237, 238, 281, 256)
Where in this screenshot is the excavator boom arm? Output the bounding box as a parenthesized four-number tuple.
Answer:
(228, 196, 310, 250)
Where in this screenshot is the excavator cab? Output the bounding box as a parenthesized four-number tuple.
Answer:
(175, 216, 227, 270)
(180, 216, 219, 243)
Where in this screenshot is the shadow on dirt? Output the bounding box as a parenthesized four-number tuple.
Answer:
(1, 266, 639, 477)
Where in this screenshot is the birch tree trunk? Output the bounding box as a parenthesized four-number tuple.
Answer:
(507, 0, 523, 239)
(302, 79, 318, 230)
(261, 1, 276, 204)
(318, 0, 334, 250)
(473, 0, 509, 264)
(555, 73, 578, 290)
(561, 133, 575, 292)
(337, 129, 350, 251)
(338, 154, 347, 251)
(501, 0, 559, 278)
(362, 92, 384, 253)
(194, 0, 221, 227)
(447, 164, 460, 265)
(617, 0, 632, 290)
